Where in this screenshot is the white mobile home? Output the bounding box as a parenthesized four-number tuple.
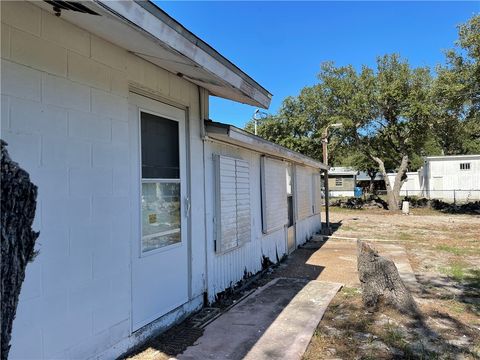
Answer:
(387, 155, 480, 201)
(1, 1, 326, 359)
(422, 155, 480, 201)
(386, 171, 423, 197)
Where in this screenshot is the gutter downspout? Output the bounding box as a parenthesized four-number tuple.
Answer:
(199, 86, 209, 304)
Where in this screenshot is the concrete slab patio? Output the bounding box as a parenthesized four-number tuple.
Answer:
(178, 278, 342, 360)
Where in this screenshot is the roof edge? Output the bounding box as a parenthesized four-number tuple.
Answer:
(205, 121, 327, 170)
(134, 1, 272, 99)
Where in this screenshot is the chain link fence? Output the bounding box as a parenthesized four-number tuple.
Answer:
(325, 189, 480, 204)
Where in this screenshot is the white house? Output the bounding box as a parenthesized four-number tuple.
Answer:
(1, 1, 326, 359)
(387, 155, 480, 201)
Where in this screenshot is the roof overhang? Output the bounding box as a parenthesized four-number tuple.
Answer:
(425, 154, 480, 161)
(34, 0, 272, 109)
(205, 121, 328, 170)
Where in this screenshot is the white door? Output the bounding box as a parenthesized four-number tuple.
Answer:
(130, 94, 189, 331)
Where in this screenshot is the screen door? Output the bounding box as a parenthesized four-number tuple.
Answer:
(130, 94, 189, 331)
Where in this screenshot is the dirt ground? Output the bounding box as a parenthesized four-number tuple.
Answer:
(303, 207, 480, 360)
(124, 207, 480, 360)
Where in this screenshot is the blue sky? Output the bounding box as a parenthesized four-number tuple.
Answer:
(157, 1, 479, 128)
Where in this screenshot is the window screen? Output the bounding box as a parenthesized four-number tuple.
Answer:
(140, 111, 181, 253)
(141, 112, 179, 179)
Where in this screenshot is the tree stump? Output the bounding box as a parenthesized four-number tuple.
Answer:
(1, 140, 39, 359)
(357, 240, 418, 316)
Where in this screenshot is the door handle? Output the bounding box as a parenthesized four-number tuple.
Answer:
(185, 196, 191, 217)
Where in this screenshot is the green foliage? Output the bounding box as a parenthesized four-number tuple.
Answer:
(432, 14, 480, 155)
(245, 14, 479, 171)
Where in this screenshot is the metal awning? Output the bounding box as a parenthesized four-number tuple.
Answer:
(35, 0, 272, 109)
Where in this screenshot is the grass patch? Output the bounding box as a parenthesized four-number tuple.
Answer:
(440, 263, 480, 290)
(440, 262, 468, 281)
(340, 286, 360, 297)
(436, 245, 470, 256)
(397, 232, 416, 241)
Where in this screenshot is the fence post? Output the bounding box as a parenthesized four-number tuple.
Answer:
(453, 190, 456, 205)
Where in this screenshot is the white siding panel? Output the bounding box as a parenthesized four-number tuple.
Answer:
(261, 157, 287, 233)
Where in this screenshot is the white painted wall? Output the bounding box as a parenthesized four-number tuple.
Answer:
(1, 2, 206, 359)
(329, 190, 355, 197)
(203, 141, 322, 300)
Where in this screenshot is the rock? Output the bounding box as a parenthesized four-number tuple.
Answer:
(353, 332, 373, 341)
(326, 348, 337, 356)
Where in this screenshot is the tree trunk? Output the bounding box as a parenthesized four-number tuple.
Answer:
(371, 155, 409, 211)
(1, 140, 39, 360)
(357, 240, 418, 316)
(367, 168, 377, 195)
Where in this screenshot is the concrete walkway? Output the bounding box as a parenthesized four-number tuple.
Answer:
(178, 278, 342, 360)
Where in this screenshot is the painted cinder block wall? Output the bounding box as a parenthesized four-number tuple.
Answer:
(1, 2, 206, 358)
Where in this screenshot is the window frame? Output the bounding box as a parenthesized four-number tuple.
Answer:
(335, 177, 343, 187)
(138, 107, 183, 257)
(459, 162, 471, 171)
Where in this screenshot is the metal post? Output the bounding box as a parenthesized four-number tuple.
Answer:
(322, 128, 330, 235)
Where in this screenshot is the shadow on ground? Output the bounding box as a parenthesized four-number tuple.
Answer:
(120, 233, 333, 360)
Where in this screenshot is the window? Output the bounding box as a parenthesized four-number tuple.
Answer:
(140, 112, 181, 253)
(286, 165, 294, 227)
(260, 157, 288, 233)
(460, 163, 471, 170)
(214, 155, 251, 253)
(335, 177, 343, 187)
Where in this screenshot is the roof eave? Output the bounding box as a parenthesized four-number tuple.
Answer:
(95, 0, 272, 108)
(205, 121, 327, 170)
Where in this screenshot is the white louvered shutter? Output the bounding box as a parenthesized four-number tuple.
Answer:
(261, 157, 288, 233)
(312, 172, 322, 214)
(236, 159, 251, 246)
(214, 155, 251, 253)
(296, 166, 312, 219)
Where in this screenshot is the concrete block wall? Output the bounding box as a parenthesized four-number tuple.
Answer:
(1, 2, 206, 359)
